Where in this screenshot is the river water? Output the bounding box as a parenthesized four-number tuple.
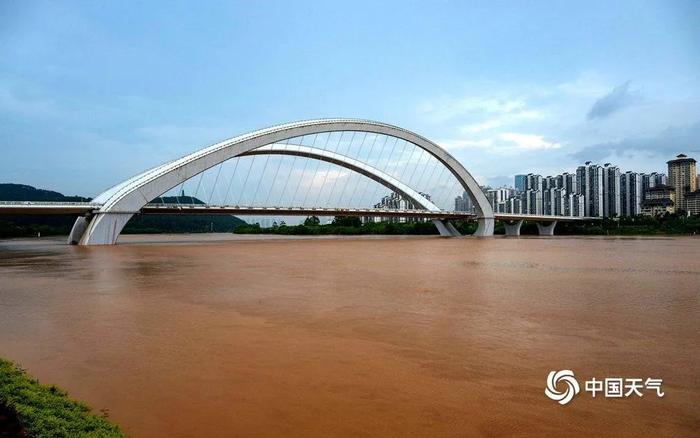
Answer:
(0, 234, 698, 437)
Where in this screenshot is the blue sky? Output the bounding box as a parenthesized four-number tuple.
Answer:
(1, 0, 699, 197)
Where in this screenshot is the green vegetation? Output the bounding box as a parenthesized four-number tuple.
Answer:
(551, 213, 700, 236)
(0, 358, 122, 437)
(235, 214, 700, 236)
(0, 184, 245, 238)
(234, 216, 479, 236)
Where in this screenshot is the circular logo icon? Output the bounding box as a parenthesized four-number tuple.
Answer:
(545, 370, 580, 405)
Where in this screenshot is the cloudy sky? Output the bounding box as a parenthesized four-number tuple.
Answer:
(1, 0, 699, 196)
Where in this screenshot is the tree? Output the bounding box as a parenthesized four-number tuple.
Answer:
(331, 216, 362, 227)
(303, 216, 321, 226)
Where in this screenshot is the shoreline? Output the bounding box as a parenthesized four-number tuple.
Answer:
(1, 232, 699, 247)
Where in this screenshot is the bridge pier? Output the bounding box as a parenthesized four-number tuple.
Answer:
(503, 220, 523, 236)
(536, 220, 558, 236)
(77, 212, 134, 245)
(474, 217, 495, 237)
(67, 216, 91, 245)
(432, 218, 494, 237)
(444, 221, 462, 236)
(432, 219, 462, 237)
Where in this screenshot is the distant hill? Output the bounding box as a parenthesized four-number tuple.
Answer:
(151, 195, 205, 205)
(0, 183, 91, 202)
(0, 183, 246, 238)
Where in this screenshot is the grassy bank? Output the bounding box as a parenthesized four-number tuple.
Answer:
(0, 358, 122, 437)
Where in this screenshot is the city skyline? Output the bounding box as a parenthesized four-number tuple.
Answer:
(474, 152, 699, 217)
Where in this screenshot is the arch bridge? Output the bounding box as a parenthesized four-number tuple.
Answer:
(0, 119, 594, 244)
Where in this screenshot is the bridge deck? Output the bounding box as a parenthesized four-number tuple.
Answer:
(0, 201, 97, 215)
(140, 204, 474, 219)
(0, 202, 599, 221)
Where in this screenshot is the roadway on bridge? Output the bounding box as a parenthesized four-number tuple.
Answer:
(0, 201, 598, 222)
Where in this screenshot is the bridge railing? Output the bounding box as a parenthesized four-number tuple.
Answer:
(0, 200, 100, 206)
(142, 203, 475, 216)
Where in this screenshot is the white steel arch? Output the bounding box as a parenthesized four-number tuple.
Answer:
(77, 119, 494, 245)
(242, 144, 441, 212)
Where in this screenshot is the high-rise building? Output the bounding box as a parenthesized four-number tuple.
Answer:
(641, 185, 675, 216)
(525, 174, 543, 192)
(685, 190, 700, 215)
(507, 197, 523, 214)
(511, 160, 679, 218)
(642, 172, 668, 193)
(603, 163, 621, 218)
(620, 171, 643, 216)
(514, 175, 527, 193)
(667, 154, 697, 212)
(485, 187, 514, 213)
(543, 188, 553, 215)
(577, 162, 604, 217)
(543, 176, 558, 190)
(563, 172, 577, 196)
(525, 189, 542, 215)
(454, 191, 473, 213)
(566, 193, 585, 217)
(553, 188, 566, 216)
(367, 192, 431, 223)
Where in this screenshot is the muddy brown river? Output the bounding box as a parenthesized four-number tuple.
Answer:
(0, 234, 698, 437)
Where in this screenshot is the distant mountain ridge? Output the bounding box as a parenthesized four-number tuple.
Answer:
(0, 183, 91, 202)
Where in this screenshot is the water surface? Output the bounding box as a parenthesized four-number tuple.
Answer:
(1, 234, 698, 436)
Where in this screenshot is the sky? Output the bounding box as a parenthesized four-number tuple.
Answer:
(1, 0, 699, 197)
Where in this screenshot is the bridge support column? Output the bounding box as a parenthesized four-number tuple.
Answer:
(474, 217, 495, 237)
(503, 220, 523, 236)
(67, 216, 91, 245)
(78, 212, 134, 245)
(432, 219, 461, 237)
(444, 221, 462, 237)
(536, 220, 558, 236)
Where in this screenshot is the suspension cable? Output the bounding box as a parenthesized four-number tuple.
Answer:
(223, 158, 241, 205)
(301, 132, 332, 206)
(192, 173, 204, 205)
(289, 134, 318, 206)
(250, 143, 274, 206)
(314, 131, 345, 207)
(208, 162, 224, 205)
(277, 135, 305, 206)
(238, 155, 256, 206)
(264, 138, 290, 206)
(350, 132, 377, 205)
(327, 131, 356, 207)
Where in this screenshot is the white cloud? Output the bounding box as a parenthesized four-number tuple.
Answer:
(458, 109, 544, 134)
(439, 138, 494, 150)
(418, 96, 527, 122)
(459, 119, 502, 134)
(499, 133, 562, 151)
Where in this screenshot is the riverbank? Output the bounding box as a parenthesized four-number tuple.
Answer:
(0, 358, 122, 437)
